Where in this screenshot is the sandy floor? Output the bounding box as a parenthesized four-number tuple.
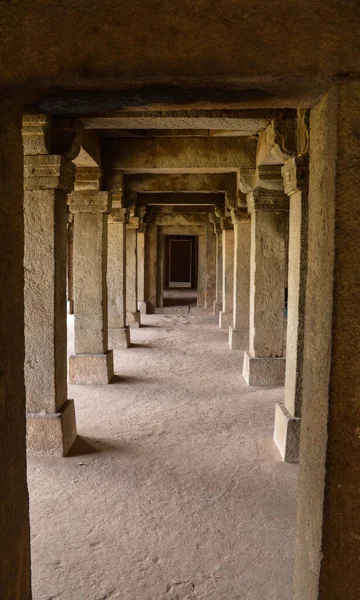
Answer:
(28, 312, 298, 600)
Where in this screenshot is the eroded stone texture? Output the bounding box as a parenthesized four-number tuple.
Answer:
(229, 210, 251, 350)
(294, 80, 360, 600)
(242, 188, 289, 385)
(274, 156, 309, 463)
(205, 225, 216, 312)
(0, 105, 31, 600)
(219, 225, 234, 329)
(69, 191, 114, 383)
(214, 227, 223, 314)
(137, 226, 147, 314)
(23, 116, 77, 456)
(108, 207, 130, 349)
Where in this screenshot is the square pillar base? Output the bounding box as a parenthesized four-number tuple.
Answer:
(213, 301, 222, 315)
(229, 326, 249, 350)
(69, 350, 114, 384)
(26, 399, 77, 457)
(138, 301, 147, 315)
(242, 351, 286, 386)
(109, 327, 130, 349)
(127, 310, 141, 328)
(219, 311, 232, 329)
(273, 401, 301, 463)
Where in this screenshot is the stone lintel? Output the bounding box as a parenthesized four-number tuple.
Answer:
(74, 166, 102, 191)
(282, 155, 309, 196)
(242, 350, 286, 386)
(108, 327, 130, 349)
(69, 190, 111, 214)
(109, 207, 127, 224)
(24, 154, 76, 193)
(246, 188, 289, 213)
(273, 401, 301, 463)
(26, 399, 77, 457)
(69, 351, 114, 384)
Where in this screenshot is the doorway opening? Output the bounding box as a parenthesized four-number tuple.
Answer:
(164, 235, 198, 307)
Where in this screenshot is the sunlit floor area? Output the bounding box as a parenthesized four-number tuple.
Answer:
(28, 312, 298, 600)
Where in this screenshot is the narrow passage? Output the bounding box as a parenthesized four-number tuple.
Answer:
(28, 313, 298, 600)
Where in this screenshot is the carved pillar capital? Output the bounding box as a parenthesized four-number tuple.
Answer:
(68, 191, 112, 214)
(74, 166, 102, 191)
(230, 207, 250, 225)
(282, 156, 309, 196)
(24, 154, 76, 193)
(246, 188, 289, 214)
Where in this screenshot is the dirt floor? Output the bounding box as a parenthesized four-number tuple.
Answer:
(28, 312, 298, 600)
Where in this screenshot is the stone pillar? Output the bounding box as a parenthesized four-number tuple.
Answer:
(294, 81, 360, 600)
(242, 189, 289, 385)
(137, 224, 147, 314)
(205, 224, 216, 312)
(126, 216, 141, 327)
(67, 213, 75, 314)
(68, 191, 114, 384)
(0, 106, 31, 599)
(219, 222, 234, 328)
(274, 156, 309, 462)
(23, 126, 77, 456)
(197, 233, 206, 309)
(214, 225, 223, 314)
(108, 205, 130, 348)
(229, 209, 251, 350)
(145, 216, 157, 313)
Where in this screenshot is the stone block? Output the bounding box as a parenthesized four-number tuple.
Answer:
(229, 326, 249, 350)
(219, 310, 232, 329)
(69, 350, 114, 384)
(242, 351, 286, 386)
(138, 301, 147, 315)
(108, 327, 130, 349)
(127, 310, 141, 328)
(273, 401, 301, 463)
(26, 399, 77, 457)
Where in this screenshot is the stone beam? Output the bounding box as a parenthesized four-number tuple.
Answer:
(103, 136, 256, 171)
(122, 173, 239, 208)
(137, 192, 225, 206)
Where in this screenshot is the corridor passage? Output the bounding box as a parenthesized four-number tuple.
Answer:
(28, 313, 298, 600)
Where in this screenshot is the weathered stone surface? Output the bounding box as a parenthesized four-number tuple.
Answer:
(242, 351, 286, 386)
(24, 154, 75, 192)
(0, 105, 31, 600)
(69, 351, 114, 384)
(229, 210, 250, 350)
(26, 399, 77, 457)
(219, 227, 234, 329)
(126, 224, 141, 327)
(294, 81, 360, 600)
(108, 327, 130, 349)
(273, 401, 300, 463)
(69, 190, 111, 213)
(108, 214, 128, 344)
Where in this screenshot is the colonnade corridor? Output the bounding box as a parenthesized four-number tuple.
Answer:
(27, 312, 297, 600)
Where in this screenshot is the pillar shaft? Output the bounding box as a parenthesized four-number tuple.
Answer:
(214, 229, 223, 314)
(145, 220, 157, 313)
(137, 227, 147, 314)
(274, 156, 309, 462)
(197, 234, 206, 309)
(108, 208, 130, 348)
(69, 191, 114, 383)
(126, 217, 141, 326)
(294, 80, 360, 600)
(243, 189, 289, 385)
(67, 216, 75, 314)
(219, 225, 234, 328)
(229, 211, 251, 349)
(24, 149, 77, 455)
(205, 224, 216, 312)
(0, 105, 31, 599)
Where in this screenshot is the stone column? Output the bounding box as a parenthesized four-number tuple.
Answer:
(229, 209, 251, 350)
(274, 156, 309, 462)
(137, 224, 147, 314)
(294, 80, 360, 600)
(214, 225, 223, 314)
(126, 216, 141, 326)
(205, 224, 216, 312)
(0, 106, 31, 599)
(197, 233, 206, 309)
(108, 204, 130, 348)
(219, 221, 234, 328)
(242, 189, 289, 385)
(24, 132, 77, 456)
(68, 191, 114, 384)
(145, 216, 157, 313)
(67, 213, 75, 314)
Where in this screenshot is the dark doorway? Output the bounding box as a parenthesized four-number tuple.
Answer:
(164, 236, 198, 308)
